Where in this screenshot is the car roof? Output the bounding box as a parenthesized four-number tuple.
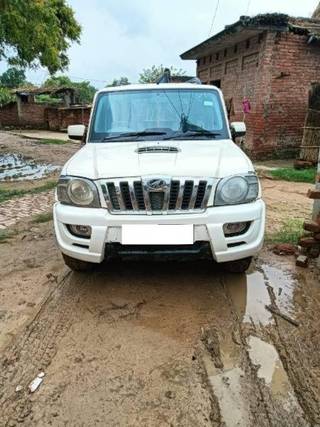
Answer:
(98, 83, 222, 94)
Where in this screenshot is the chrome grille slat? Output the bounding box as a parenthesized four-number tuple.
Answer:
(114, 181, 126, 211)
(102, 177, 214, 214)
(189, 179, 199, 209)
(128, 179, 139, 211)
(175, 178, 185, 210)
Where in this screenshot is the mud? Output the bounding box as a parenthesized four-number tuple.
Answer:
(0, 218, 319, 426)
(0, 131, 78, 166)
(0, 132, 319, 426)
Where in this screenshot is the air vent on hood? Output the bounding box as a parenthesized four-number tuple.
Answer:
(136, 146, 179, 154)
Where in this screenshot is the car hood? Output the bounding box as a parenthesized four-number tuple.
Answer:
(63, 139, 254, 179)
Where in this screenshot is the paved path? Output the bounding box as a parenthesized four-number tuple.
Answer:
(0, 191, 54, 229)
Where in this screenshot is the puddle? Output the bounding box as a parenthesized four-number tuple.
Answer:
(225, 271, 273, 326)
(203, 354, 249, 427)
(248, 336, 287, 390)
(262, 264, 296, 317)
(247, 335, 305, 416)
(0, 153, 60, 181)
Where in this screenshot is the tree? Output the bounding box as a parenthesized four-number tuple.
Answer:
(138, 65, 186, 84)
(0, 0, 81, 73)
(0, 67, 26, 88)
(0, 87, 14, 106)
(107, 77, 130, 87)
(43, 75, 97, 104)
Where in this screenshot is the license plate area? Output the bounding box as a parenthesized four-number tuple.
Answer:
(122, 224, 193, 245)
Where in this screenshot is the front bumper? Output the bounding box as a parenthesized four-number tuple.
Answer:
(53, 199, 265, 263)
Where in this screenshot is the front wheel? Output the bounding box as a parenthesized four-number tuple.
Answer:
(62, 253, 95, 272)
(222, 257, 252, 274)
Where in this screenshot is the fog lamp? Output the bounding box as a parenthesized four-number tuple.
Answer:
(68, 224, 92, 238)
(223, 222, 249, 236)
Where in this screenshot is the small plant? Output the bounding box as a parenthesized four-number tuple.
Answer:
(32, 212, 53, 223)
(0, 180, 57, 204)
(0, 229, 12, 243)
(266, 219, 304, 244)
(269, 167, 316, 184)
(37, 139, 67, 145)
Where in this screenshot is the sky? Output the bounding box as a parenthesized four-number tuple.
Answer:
(0, 0, 319, 88)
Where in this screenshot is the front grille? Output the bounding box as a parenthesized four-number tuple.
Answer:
(101, 176, 214, 215)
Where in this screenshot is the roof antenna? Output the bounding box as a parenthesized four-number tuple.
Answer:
(156, 68, 171, 84)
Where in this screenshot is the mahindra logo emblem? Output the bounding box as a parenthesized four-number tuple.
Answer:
(146, 178, 167, 192)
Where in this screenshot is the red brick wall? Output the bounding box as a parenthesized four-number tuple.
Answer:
(46, 107, 91, 131)
(19, 103, 48, 128)
(254, 32, 320, 157)
(0, 102, 19, 126)
(196, 31, 320, 158)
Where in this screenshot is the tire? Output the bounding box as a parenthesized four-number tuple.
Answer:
(62, 253, 95, 272)
(222, 257, 252, 274)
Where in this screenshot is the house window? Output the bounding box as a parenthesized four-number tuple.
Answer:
(234, 44, 238, 53)
(216, 52, 220, 61)
(203, 56, 206, 65)
(209, 55, 212, 63)
(224, 49, 227, 58)
(246, 39, 250, 49)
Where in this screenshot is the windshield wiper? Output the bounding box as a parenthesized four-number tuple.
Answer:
(164, 130, 221, 140)
(101, 131, 167, 141)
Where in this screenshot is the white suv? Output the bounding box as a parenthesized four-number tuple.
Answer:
(53, 83, 265, 273)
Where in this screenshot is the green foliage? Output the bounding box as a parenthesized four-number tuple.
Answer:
(35, 94, 62, 105)
(107, 77, 130, 87)
(72, 81, 96, 104)
(36, 138, 67, 145)
(139, 65, 186, 84)
(0, 67, 26, 88)
(0, 180, 57, 204)
(44, 75, 72, 87)
(266, 219, 304, 244)
(0, 86, 14, 106)
(32, 212, 53, 223)
(0, 0, 81, 73)
(43, 75, 96, 104)
(270, 167, 316, 183)
(0, 229, 13, 243)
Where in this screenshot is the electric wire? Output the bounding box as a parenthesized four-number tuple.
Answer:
(208, 0, 220, 37)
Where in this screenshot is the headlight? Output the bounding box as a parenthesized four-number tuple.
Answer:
(57, 176, 100, 208)
(215, 174, 259, 206)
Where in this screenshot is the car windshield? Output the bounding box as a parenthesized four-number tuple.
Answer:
(89, 88, 228, 142)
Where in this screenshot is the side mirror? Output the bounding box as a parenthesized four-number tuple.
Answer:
(230, 122, 246, 141)
(68, 124, 86, 141)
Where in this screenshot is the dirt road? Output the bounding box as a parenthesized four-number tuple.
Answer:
(0, 218, 320, 426)
(0, 132, 319, 426)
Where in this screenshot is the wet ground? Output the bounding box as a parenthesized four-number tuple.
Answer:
(0, 153, 59, 181)
(0, 131, 319, 426)
(0, 217, 319, 426)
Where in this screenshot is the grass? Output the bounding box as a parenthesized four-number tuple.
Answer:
(0, 229, 14, 243)
(266, 218, 304, 244)
(32, 212, 53, 223)
(269, 167, 316, 184)
(36, 138, 67, 145)
(0, 180, 57, 204)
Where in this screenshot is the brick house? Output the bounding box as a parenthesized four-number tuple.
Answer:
(0, 86, 91, 131)
(180, 14, 320, 158)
